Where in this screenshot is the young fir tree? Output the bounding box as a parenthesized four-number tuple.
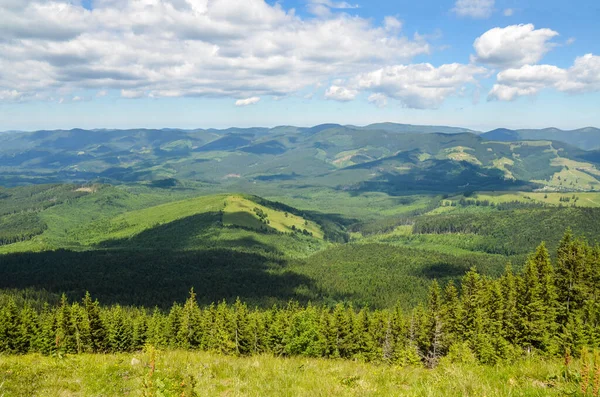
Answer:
(107, 305, 133, 353)
(353, 308, 376, 362)
(211, 300, 235, 355)
(518, 255, 548, 353)
(38, 303, 57, 356)
(55, 294, 76, 354)
(166, 303, 183, 349)
(232, 298, 251, 356)
(442, 280, 463, 346)
(285, 304, 324, 358)
(424, 280, 445, 367)
(555, 230, 590, 324)
(248, 309, 267, 355)
(331, 303, 354, 358)
(531, 242, 559, 352)
(18, 304, 40, 353)
(461, 268, 483, 342)
(70, 302, 92, 354)
(0, 297, 21, 353)
(132, 311, 148, 351)
(177, 289, 203, 349)
(83, 292, 107, 353)
(146, 307, 168, 348)
(500, 264, 519, 345)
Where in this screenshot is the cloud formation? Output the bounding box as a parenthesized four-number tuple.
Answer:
(472, 24, 559, 68)
(452, 0, 495, 19)
(326, 63, 487, 109)
(235, 97, 261, 106)
(488, 54, 600, 101)
(0, 0, 430, 103)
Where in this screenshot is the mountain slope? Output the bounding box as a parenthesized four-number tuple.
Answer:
(2, 124, 600, 192)
(482, 127, 600, 150)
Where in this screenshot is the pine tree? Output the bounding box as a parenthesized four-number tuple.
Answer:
(500, 264, 519, 344)
(211, 301, 235, 355)
(0, 298, 21, 353)
(285, 303, 324, 357)
(532, 242, 559, 352)
(70, 302, 91, 354)
(519, 255, 548, 353)
(461, 268, 483, 342)
(353, 308, 375, 361)
(424, 280, 445, 367)
(555, 230, 589, 324)
(55, 294, 76, 354)
(107, 305, 133, 352)
(166, 303, 183, 348)
(232, 298, 251, 356)
(18, 304, 40, 353)
(177, 289, 203, 349)
(83, 292, 107, 353)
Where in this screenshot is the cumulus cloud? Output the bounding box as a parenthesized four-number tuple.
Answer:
(325, 85, 358, 101)
(235, 97, 261, 106)
(0, 0, 430, 103)
(503, 8, 514, 16)
(367, 93, 387, 108)
(307, 0, 359, 16)
(327, 63, 487, 108)
(121, 89, 145, 99)
(452, 0, 495, 19)
(472, 24, 559, 68)
(488, 54, 600, 101)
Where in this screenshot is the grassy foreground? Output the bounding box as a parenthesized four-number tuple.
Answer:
(0, 351, 584, 396)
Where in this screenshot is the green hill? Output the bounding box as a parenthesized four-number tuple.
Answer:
(2, 124, 600, 193)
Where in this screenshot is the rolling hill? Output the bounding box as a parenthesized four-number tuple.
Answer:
(2, 123, 600, 193)
(482, 126, 600, 150)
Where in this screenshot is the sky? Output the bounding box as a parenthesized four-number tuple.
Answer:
(0, 0, 599, 131)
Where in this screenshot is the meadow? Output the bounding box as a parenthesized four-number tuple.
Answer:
(0, 351, 591, 397)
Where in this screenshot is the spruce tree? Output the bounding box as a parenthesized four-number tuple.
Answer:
(83, 292, 107, 353)
(519, 255, 548, 352)
(56, 294, 76, 354)
(177, 289, 203, 349)
(0, 298, 20, 353)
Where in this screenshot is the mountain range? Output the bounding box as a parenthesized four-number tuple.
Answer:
(1, 123, 600, 193)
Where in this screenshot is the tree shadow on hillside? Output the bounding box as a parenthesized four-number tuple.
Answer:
(0, 247, 319, 308)
(0, 213, 328, 308)
(344, 159, 535, 196)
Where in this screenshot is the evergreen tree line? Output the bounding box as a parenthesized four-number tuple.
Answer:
(1, 231, 599, 367)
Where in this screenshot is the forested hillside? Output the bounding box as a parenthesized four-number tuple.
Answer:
(2, 124, 600, 194)
(1, 233, 599, 373)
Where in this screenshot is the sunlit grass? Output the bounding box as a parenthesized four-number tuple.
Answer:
(0, 351, 578, 396)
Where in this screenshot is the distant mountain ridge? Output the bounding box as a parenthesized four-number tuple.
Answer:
(482, 127, 600, 150)
(1, 122, 600, 192)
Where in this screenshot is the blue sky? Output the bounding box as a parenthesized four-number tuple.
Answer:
(0, 0, 599, 131)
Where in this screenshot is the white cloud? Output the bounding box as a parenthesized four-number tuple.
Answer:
(235, 97, 261, 106)
(472, 24, 559, 68)
(384, 16, 402, 33)
(329, 63, 487, 108)
(121, 89, 145, 99)
(503, 8, 514, 16)
(367, 93, 387, 108)
(488, 54, 600, 101)
(72, 95, 83, 101)
(0, 0, 430, 103)
(566, 37, 576, 45)
(452, 0, 495, 19)
(325, 85, 358, 101)
(0, 90, 22, 101)
(96, 90, 108, 97)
